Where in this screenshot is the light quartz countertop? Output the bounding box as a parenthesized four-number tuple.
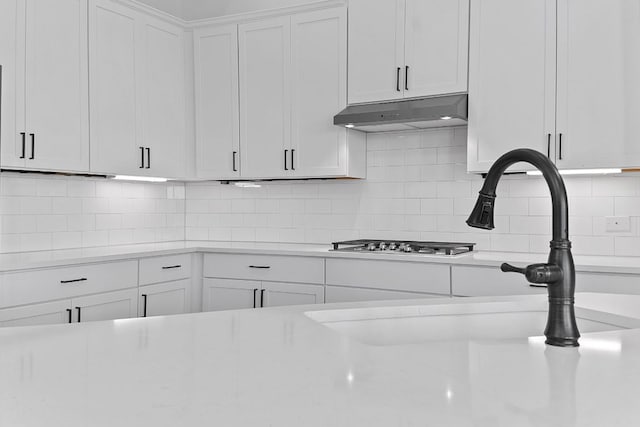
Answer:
(1, 240, 640, 275)
(1, 292, 640, 426)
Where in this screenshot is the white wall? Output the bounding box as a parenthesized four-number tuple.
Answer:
(0, 173, 185, 253)
(137, 0, 335, 20)
(185, 127, 640, 257)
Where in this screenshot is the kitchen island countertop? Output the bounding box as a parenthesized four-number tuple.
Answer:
(1, 292, 640, 426)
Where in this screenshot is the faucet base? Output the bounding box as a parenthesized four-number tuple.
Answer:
(545, 337, 580, 347)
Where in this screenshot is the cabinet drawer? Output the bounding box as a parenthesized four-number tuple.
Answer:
(325, 258, 450, 295)
(451, 265, 546, 297)
(326, 285, 445, 304)
(575, 272, 640, 295)
(203, 254, 324, 284)
(139, 254, 191, 285)
(0, 260, 138, 308)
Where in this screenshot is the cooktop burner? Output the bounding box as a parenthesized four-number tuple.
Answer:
(331, 239, 475, 255)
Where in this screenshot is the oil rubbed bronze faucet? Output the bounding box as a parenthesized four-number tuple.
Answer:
(466, 149, 579, 347)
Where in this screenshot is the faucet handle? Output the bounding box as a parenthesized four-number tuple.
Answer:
(500, 263, 526, 274)
(501, 262, 563, 285)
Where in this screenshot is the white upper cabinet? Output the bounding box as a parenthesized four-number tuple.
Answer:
(467, 0, 556, 173)
(347, 0, 469, 104)
(555, 0, 640, 169)
(193, 24, 240, 179)
(1, 0, 89, 173)
(89, 0, 186, 178)
(469, 0, 640, 173)
(291, 8, 352, 178)
(348, 0, 404, 104)
(89, 0, 139, 176)
(239, 16, 291, 179)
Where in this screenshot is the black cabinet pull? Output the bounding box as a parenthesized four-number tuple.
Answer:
(66, 308, 72, 324)
(253, 288, 258, 308)
(75, 306, 82, 323)
(20, 132, 26, 158)
(291, 149, 295, 171)
(396, 67, 401, 91)
(60, 278, 87, 284)
(146, 147, 150, 168)
(547, 133, 551, 158)
(232, 151, 238, 172)
(405, 66, 409, 91)
(139, 146, 145, 168)
(29, 134, 35, 159)
(558, 133, 563, 160)
(249, 265, 270, 269)
(260, 289, 265, 308)
(284, 149, 289, 170)
(162, 265, 182, 270)
(142, 294, 148, 317)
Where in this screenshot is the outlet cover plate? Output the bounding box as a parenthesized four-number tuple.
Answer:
(605, 216, 631, 232)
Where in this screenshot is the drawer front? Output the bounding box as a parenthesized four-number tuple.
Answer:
(325, 258, 450, 295)
(203, 254, 324, 285)
(451, 265, 546, 297)
(575, 272, 640, 294)
(139, 254, 191, 285)
(326, 285, 446, 304)
(0, 260, 138, 308)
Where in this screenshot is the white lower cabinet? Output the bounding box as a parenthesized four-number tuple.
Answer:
(139, 279, 191, 317)
(326, 285, 444, 304)
(0, 300, 72, 328)
(451, 265, 545, 297)
(451, 265, 640, 297)
(72, 288, 138, 322)
(202, 278, 324, 312)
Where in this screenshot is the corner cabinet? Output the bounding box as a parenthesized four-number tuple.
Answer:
(347, 0, 469, 104)
(194, 7, 365, 180)
(0, 0, 89, 173)
(468, 0, 640, 173)
(89, 0, 186, 179)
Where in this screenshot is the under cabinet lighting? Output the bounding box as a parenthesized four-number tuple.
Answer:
(112, 175, 169, 182)
(440, 116, 453, 120)
(526, 168, 622, 176)
(345, 124, 355, 128)
(234, 182, 261, 188)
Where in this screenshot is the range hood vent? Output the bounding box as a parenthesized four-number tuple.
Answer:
(333, 94, 467, 132)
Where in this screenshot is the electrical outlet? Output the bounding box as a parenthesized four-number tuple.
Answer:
(605, 216, 631, 232)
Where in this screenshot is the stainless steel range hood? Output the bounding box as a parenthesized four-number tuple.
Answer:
(333, 94, 467, 132)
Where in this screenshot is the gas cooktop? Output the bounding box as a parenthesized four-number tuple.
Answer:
(331, 239, 475, 255)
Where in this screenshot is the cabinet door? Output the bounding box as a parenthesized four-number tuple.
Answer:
(239, 17, 291, 179)
(139, 15, 186, 178)
(348, 0, 404, 104)
(291, 8, 348, 178)
(194, 25, 240, 179)
(326, 285, 443, 304)
(89, 0, 140, 175)
(467, 0, 556, 173)
(555, 0, 640, 169)
(262, 281, 324, 307)
(72, 288, 138, 322)
(24, 0, 89, 172)
(0, 300, 71, 328)
(140, 279, 191, 317)
(404, 0, 468, 97)
(0, 0, 23, 169)
(202, 278, 261, 312)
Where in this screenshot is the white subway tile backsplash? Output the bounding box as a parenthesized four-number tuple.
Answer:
(0, 173, 185, 253)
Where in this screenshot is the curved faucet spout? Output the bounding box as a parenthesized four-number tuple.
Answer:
(467, 148, 579, 347)
(475, 149, 568, 241)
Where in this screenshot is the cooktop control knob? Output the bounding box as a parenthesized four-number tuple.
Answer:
(367, 243, 377, 251)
